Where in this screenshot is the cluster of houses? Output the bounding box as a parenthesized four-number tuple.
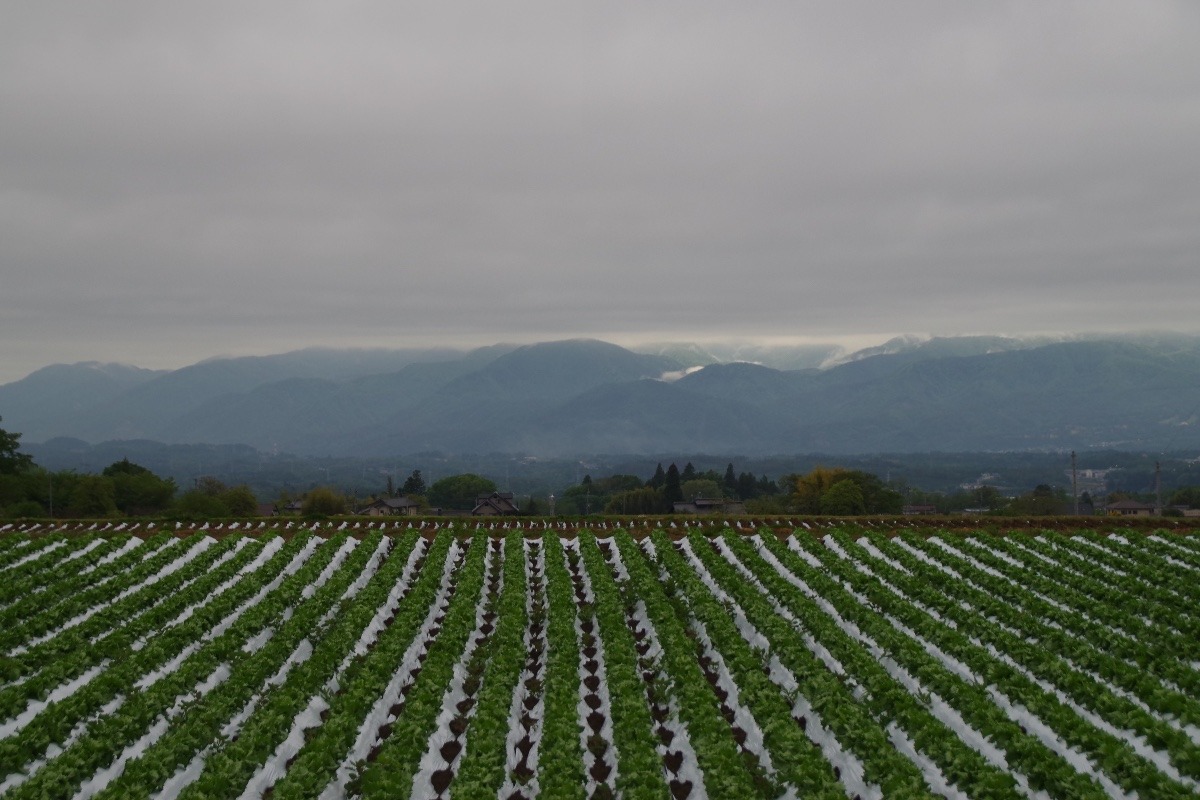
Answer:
(276, 491, 747, 517)
(355, 491, 522, 517)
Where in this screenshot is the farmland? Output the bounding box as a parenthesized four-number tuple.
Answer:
(1, 521, 1198, 798)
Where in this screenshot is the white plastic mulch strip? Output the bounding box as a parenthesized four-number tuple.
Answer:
(0, 695, 126, 794)
(604, 542, 706, 792)
(694, 539, 880, 800)
(108, 538, 255, 646)
(9, 536, 218, 655)
(142, 536, 181, 560)
(766, 537, 1032, 798)
(133, 537, 321, 691)
(801, 534, 1137, 800)
(686, 614, 777, 778)
(409, 541, 504, 799)
(332, 536, 392, 605)
(150, 637, 317, 800)
(133, 537, 284, 649)
(329, 537, 429, 687)
(499, 538, 545, 799)
(321, 538, 464, 799)
(0, 661, 111, 740)
(983, 641, 1200, 792)
(954, 538, 1142, 639)
(53, 538, 106, 568)
(74, 664, 232, 800)
(79, 536, 144, 576)
(756, 538, 1053, 795)
(850, 537, 1200, 751)
(984, 688, 1136, 800)
(0, 539, 68, 572)
(300, 537, 360, 602)
(561, 537, 619, 799)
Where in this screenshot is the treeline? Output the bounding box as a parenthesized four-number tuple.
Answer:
(551, 463, 906, 516)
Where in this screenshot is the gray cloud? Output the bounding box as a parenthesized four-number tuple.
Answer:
(3, 1, 1199, 382)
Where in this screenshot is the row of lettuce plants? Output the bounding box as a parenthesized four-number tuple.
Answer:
(827, 531, 1200, 792)
(574, 534, 667, 799)
(0, 536, 270, 724)
(1050, 534, 1200, 628)
(0, 535, 149, 633)
(0, 535, 120, 610)
(169, 532, 418, 799)
(646, 531, 848, 799)
(536, 532, 588, 798)
(452, 533, 531, 798)
(691, 531, 942, 796)
(3, 531, 344, 799)
(945, 534, 1200, 697)
(0, 536, 76, 590)
(352, 534, 492, 797)
(0, 533, 204, 662)
(261, 534, 463, 798)
(0, 533, 315, 787)
(731, 531, 1105, 799)
(772, 531, 1196, 799)
(869, 532, 1200, 732)
(86, 533, 387, 799)
(611, 531, 768, 798)
(1003, 535, 1199, 647)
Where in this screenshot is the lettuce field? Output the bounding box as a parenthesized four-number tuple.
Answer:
(0, 521, 1198, 799)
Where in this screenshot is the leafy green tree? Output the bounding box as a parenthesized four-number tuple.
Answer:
(196, 476, 228, 496)
(680, 479, 722, 501)
(792, 467, 845, 513)
(427, 473, 498, 510)
(604, 487, 666, 514)
(558, 474, 643, 515)
(0, 417, 33, 475)
(401, 469, 427, 497)
(302, 486, 347, 517)
(793, 467, 902, 514)
(102, 459, 176, 514)
(224, 485, 259, 516)
(820, 479, 866, 515)
(1007, 484, 1067, 516)
(71, 475, 119, 517)
(5, 500, 44, 518)
(1170, 487, 1200, 508)
(175, 490, 230, 519)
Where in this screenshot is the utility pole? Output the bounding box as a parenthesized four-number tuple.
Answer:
(1071, 451, 1078, 515)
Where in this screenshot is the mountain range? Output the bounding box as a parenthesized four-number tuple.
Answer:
(4, 334, 1200, 456)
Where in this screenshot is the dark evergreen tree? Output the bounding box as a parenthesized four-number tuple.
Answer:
(649, 463, 666, 489)
(737, 471, 758, 500)
(664, 463, 683, 505)
(757, 474, 780, 496)
(682, 462, 697, 482)
(723, 463, 737, 492)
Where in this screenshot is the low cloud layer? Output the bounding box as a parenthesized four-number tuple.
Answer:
(3, 2, 1199, 383)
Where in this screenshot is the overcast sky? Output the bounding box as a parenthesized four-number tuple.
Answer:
(2, 1, 1199, 384)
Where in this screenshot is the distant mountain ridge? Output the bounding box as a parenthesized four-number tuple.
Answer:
(4, 334, 1200, 456)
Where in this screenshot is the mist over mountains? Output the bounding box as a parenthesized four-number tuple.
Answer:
(4, 334, 1200, 457)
